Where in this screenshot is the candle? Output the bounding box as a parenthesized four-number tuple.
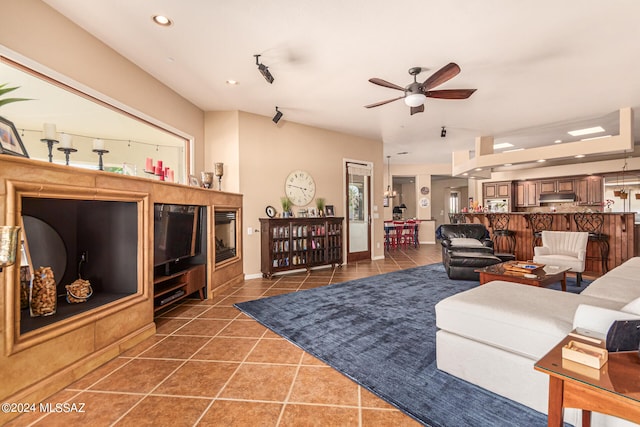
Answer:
(157, 160, 163, 171)
(60, 133, 73, 149)
(214, 162, 224, 177)
(43, 123, 57, 140)
(93, 139, 104, 150)
(168, 169, 174, 182)
(145, 157, 153, 172)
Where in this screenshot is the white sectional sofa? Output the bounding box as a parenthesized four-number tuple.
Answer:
(435, 257, 640, 427)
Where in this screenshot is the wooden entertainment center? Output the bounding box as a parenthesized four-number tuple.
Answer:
(0, 156, 243, 424)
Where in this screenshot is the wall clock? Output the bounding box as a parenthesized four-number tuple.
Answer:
(285, 170, 316, 206)
(420, 186, 430, 195)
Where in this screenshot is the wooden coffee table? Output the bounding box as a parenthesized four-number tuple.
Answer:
(475, 261, 571, 291)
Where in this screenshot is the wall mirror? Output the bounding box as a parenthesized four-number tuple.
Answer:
(0, 56, 188, 182)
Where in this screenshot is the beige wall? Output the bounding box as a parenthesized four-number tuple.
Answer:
(0, 0, 205, 174)
(204, 111, 384, 276)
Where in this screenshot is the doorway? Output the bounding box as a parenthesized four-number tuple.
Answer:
(346, 161, 372, 262)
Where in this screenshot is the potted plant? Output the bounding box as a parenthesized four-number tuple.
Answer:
(315, 197, 325, 217)
(281, 196, 293, 218)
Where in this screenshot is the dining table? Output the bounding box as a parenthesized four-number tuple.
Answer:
(384, 220, 420, 250)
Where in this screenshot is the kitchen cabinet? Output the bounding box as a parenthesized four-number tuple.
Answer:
(575, 176, 603, 205)
(539, 178, 574, 194)
(515, 181, 539, 207)
(483, 181, 512, 199)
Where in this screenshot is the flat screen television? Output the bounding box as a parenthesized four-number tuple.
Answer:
(154, 203, 201, 268)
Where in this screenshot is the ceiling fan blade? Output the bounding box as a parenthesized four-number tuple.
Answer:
(410, 104, 424, 115)
(364, 96, 405, 108)
(421, 63, 461, 91)
(369, 78, 406, 91)
(426, 89, 477, 99)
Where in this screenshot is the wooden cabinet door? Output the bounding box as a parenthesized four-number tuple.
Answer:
(587, 176, 603, 204)
(515, 182, 526, 207)
(557, 178, 574, 193)
(539, 180, 557, 194)
(483, 183, 497, 199)
(525, 181, 538, 206)
(575, 178, 588, 204)
(496, 182, 511, 198)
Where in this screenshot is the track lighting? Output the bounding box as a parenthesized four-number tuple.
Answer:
(441, 126, 447, 138)
(273, 107, 283, 124)
(254, 54, 274, 84)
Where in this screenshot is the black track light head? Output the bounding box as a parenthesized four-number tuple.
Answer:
(441, 126, 447, 138)
(273, 107, 283, 124)
(254, 54, 274, 84)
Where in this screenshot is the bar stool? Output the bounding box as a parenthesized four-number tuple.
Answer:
(528, 213, 554, 249)
(574, 212, 609, 273)
(488, 213, 516, 254)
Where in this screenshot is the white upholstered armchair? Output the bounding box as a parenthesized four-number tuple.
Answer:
(533, 231, 589, 285)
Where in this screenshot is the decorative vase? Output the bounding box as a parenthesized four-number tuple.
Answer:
(29, 266, 57, 317)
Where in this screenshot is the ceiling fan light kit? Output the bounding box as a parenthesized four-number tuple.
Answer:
(366, 62, 476, 115)
(405, 93, 427, 107)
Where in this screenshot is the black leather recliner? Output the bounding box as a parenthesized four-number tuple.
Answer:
(439, 224, 501, 280)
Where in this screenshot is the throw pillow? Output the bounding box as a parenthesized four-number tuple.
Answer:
(450, 237, 483, 247)
(622, 297, 640, 315)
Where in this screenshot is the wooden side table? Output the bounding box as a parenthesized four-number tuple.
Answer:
(534, 334, 640, 427)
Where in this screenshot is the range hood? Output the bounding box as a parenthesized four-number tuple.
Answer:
(538, 193, 576, 203)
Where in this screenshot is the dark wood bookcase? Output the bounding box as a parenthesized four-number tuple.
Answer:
(259, 217, 343, 278)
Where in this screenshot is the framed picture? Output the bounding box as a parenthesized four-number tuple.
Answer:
(189, 175, 200, 187)
(308, 207, 317, 217)
(383, 197, 389, 208)
(0, 116, 29, 158)
(325, 205, 335, 216)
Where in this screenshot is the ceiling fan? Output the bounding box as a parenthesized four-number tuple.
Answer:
(365, 63, 476, 115)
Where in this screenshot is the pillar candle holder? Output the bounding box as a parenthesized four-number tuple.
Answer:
(0, 226, 20, 273)
(56, 147, 78, 165)
(92, 149, 109, 171)
(214, 162, 224, 191)
(40, 139, 59, 163)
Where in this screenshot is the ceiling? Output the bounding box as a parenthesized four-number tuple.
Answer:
(41, 0, 640, 165)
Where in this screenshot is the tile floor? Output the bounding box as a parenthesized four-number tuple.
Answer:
(8, 244, 441, 427)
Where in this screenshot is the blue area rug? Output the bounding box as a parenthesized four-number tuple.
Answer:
(235, 263, 587, 426)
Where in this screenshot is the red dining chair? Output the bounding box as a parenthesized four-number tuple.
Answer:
(384, 220, 396, 250)
(403, 220, 418, 248)
(393, 221, 406, 248)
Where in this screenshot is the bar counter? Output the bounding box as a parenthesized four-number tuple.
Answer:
(459, 212, 636, 275)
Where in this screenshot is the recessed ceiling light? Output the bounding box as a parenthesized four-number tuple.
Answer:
(554, 139, 562, 144)
(152, 15, 173, 26)
(493, 142, 514, 150)
(226, 80, 239, 85)
(537, 159, 546, 163)
(504, 163, 512, 166)
(475, 168, 482, 171)
(462, 172, 469, 176)
(568, 126, 604, 136)
(575, 154, 585, 158)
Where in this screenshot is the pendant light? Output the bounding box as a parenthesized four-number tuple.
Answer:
(384, 155, 397, 198)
